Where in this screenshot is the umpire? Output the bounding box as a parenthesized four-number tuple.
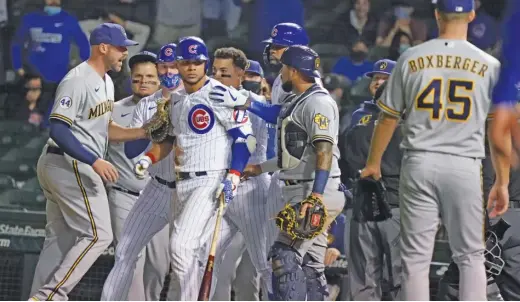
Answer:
(343, 67, 403, 300)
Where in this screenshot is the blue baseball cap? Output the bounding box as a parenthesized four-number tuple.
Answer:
(89, 23, 138, 47)
(365, 59, 396, 78)
(245, 60, 264, 77)
(435, 0, 474, 13)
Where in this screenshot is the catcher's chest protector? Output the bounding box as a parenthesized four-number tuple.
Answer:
(277, 84, 328, 170)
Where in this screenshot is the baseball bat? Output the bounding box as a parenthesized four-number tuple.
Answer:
(197, 194, 225, 301)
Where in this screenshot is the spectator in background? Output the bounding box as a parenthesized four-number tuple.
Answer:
(336, 0, 378, 48)
(10, 0, 90, 83)
(376, 3, 427, 47)
(202, 0, 242, 39)
(4, 73, 50, 128)
(322, 73, 349, 109)
(150, 0, 201, 48)
(78, 10, 150, 66)
(332, 39, 373, 83)
(388, 30, 412, 61)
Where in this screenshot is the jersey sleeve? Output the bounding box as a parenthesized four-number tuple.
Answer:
(301, 95, 339, 145)
(212, 88, 253, 132)
(377, 58, 405, 117)
(49, 77, 85, 126)
(129, 97, 146, 127)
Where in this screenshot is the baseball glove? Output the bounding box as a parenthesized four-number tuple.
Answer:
(142, 98, 171, 143)
(275, 195, 328, 240)
(353, 177, 392, 222)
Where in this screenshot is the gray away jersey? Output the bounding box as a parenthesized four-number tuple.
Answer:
(279, 91, 342, 180)
(107, 96, 150, 192)
(379, 39, 501, 158)
(48, 61, 115, 158)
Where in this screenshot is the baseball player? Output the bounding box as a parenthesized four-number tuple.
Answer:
(243, 45, 345, 301)
(133, 36, 256, 301)
(359, 0, 505, 300)
(30, 23, 143, 301)
(101, 43, 182, 301)
(344, 77, 403, 300)
(209, 50, 271, 301)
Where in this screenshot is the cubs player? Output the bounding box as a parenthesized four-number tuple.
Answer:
(359, 0, 506, 300)
(133, 36, 255, 301)
(243, 45, 345, 301)
(30, 23, 144, 301)
(101, 43, 182, 301)
(210, 50, 271, 300)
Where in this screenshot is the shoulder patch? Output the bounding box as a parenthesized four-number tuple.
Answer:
(233, 109, 249, 124)
(59, 96, 72, 109)
(358, 114, 373, 126)
(188, 104, 215, 134)
(313, 113, 330, 130)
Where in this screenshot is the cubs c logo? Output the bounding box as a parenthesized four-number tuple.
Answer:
(164, 47, 173, 56)
(271, 28, 278, 37)
(188, 45, 198, 54)
(188, 104, 215, 134)
(233, 109, 249, 124)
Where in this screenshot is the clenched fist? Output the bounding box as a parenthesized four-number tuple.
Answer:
(134, 155, 152, 179)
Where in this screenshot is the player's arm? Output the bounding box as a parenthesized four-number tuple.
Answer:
(141, 136, 175, 165)
(210, 85, 281, 124)
(108, 120, 147, 142)
(363, 59, 405, 177)
(124, 97, 151, 158)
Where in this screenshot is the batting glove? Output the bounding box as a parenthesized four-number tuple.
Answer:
(134, 155, 152, 179)
(209, 85, 248, 108)
(215, 172, 240, 204)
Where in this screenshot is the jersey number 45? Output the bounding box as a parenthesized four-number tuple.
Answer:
(416, 79, 473, 122)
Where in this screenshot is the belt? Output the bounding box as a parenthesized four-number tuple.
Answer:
(154, 176, 176, 189)
(112, 186, 140, 197)
(282, 176, 340, 186)
(47, 146, 64, 155)
(175, 170, 228, 181)
(510, 200, 520, 208)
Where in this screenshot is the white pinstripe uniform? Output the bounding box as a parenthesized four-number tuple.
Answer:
(166, 78, 254, 301)
(101, 89, 178, 300)
(211, 89, 272, 300)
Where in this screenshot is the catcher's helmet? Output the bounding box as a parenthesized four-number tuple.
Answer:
(157, 43, 177, 63)
(280, 45, 321, 78)
(176, 36, 209, 62)
(262, 23, 309, 47)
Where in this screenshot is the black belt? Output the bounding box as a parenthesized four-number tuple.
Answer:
(154, 176, 176, 189)
(510, 200, 520, 208)
(47, 146, 64, 155)
(175, 170, 228, 181)
(112, 186, 140, 197)
(282, 176, 340, 186)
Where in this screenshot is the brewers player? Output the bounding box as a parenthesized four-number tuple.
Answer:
(133, 36, 255, 301)
(360, 0, 506, 300)
(210, 50, 271, 300)
(243, 45, 345, 301)
(101, 43, 182, 301)
(30, 23, 144, 301)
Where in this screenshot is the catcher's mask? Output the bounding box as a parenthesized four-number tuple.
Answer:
(484, 230, 505, 276)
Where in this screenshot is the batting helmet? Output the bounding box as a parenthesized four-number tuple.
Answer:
(280, 45, 321, 78)
(157, 43, 177, 63)
(262, 23, 309, 67)
(262, 23, 309, 47)
(176, 36, 209, 62)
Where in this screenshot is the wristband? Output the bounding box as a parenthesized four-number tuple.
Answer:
(229, 169, 241, 177)
(312, 169, 330, 195)
(145, 152, 157, 164)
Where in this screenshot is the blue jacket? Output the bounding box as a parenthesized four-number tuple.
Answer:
(11, 11, 90, 83)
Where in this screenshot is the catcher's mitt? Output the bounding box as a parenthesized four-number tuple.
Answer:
(142, 98, 171, 143)
(353, 177, 392, 222)
(275, 195, 328, 240)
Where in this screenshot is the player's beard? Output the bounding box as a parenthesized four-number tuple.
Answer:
(281, 80, 293, 93)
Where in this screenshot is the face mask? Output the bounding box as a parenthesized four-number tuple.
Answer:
(159, 73, 181, 90)
(281, 80, 293, 93)
(242, 80, 262, 94)
(44, 6, 62, 15)
(399, 44, 410, 54)
(350, 50, 367, 62)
